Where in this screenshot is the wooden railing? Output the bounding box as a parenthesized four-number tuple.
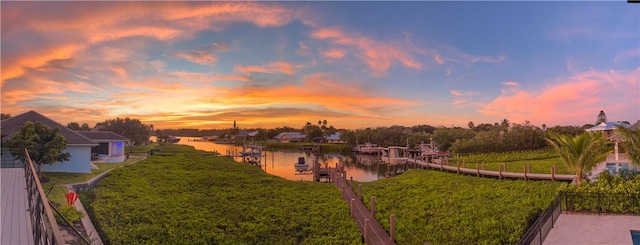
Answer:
(24, 149, 65, 245)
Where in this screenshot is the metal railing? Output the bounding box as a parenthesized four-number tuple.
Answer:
(23, 149, 65, 245)
(519, 194, 562, 245)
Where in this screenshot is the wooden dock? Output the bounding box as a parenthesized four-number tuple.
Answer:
(405, 159, 575, 181)
(331, 168, 395, 245)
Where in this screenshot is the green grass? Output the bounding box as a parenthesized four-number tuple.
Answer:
(354, 170, 561, 245)
(125, 143, 157, 156)
(82, 151, 362, 244)
(45, 157, 142, 185)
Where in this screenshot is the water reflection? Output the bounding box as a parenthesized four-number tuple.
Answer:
(178, 137, 389, 182)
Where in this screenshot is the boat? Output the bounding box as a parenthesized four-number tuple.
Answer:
(294, 157, 310, 171)
(381, 146, 409, 165)
(416, 141, 449, 163)
(352, 142, 383, 155)
(167, 136, 181, 144)
(240, 144, 263, 157)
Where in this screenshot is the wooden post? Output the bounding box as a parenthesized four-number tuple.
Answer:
(370, 196, 376, 216)
(350, 176, 353, 187)
(463, 159, 466, 168)
(350, 198, 356, 218)
(358, 185, 362, 201)
(551, 164, 556, 181)
(390, 214, 396, 241)
(482, 161, 485, 170)
(499, 165, 502, 180)
(456, 161, 460, 174)
(364, 218, 370, 243)
(476, 162, 479, 177)
(524, 165, 528, 180)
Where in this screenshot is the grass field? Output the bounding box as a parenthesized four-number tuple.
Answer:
(354, 170, 561, 244)
(449, 149, 572, 174)
(82, 145, 362, 244)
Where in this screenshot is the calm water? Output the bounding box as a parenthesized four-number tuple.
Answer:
(178, 137, 390, 182)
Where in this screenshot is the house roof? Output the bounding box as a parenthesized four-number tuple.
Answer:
(236, 130, 259, 137)
(1, 110, 97, 146)
(629, 120, 640, 131)
(273, 131, 306, 139)
(325, 132, 341, 141)
(585, 121, 631, 132)
(77, 131, 129, 142)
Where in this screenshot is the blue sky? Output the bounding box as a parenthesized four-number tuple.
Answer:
(1, 1, 638, 129)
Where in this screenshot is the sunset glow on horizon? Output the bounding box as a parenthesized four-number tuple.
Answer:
(2, 2, 639, 129)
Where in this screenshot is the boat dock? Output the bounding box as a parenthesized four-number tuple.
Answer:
(330, 168, 395, 245)
(395, 159, 575, 181)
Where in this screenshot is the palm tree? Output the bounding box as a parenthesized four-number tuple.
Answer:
(616, 125, 640, 166)
(546, 132, 613, 186)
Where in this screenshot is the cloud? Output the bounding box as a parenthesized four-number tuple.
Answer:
(451, 100, 467, 106)
(479, 68, 640, 126)
(310, 27, 422, 75)
(174, 50, 217, 65)
(468, 54, 506, 64)
(614, 48, 640, 62)
(235, 61, 304, 75)
(502, 81, 519, 86)
(321, 48, 346, 59)
(450, 90, 464, 97)
(434, 54, 445, 65)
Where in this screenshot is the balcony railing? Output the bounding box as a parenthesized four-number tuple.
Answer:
(23, 149, 65, 245)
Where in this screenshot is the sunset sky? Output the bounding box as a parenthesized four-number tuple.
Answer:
(2, 2, 639, 130)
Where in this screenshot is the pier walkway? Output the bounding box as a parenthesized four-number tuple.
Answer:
(1, 168, 33, 245)
(330, 168, 395, 245)
(404, 159, 575, 181)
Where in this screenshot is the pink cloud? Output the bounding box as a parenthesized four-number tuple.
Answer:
(479, 68, 640, 126)
(451, 100, 467, 106)
(322, 48, 346, 59)
(502, 81, 519, 86)
(614, 48, 640, 62)
(450, 90, 464, 97)
(434, 54, 445, 64)
(310, 27, 422, 75)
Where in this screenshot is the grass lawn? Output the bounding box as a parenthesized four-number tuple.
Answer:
(83, 146, 362, 244)
(354, 170, 561, 244)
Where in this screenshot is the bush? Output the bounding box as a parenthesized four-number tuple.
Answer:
(54, 205, 85, 224)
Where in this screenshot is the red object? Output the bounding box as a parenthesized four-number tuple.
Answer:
(66, 191, 79, 206)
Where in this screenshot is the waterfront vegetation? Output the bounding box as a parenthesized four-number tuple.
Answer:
(83, 145, 361, 244)
(558, 171, 640, 213)
(353, 170, 561, 244)
(449, 149, 571, 174)
(260, 142, 352, 153)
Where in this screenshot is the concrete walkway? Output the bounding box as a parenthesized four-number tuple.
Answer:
(545, 213, 640, 245)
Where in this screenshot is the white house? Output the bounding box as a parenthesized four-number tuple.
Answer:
(325, 132, 345, 144)
(1, 111, 98, 173)
(273, 132, 306, 143)
(77, 131, 129, 163)
(586, 121, 637, 175)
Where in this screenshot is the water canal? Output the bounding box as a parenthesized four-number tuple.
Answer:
(178, 137, 392, 182)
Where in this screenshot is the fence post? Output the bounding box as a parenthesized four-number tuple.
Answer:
(364, 218, 370, 243)
(499, 165, 502, 180)
(524, 165, 528, 180)
(456, 161, 460, 174)
(351, 198, 356, 218)
(371, 196, 376, 216)
(390, 214, 396, 241)
(350, 176, 353, 187)
(551, 165, 556, 181)
(504, 163, 507, 173)
(476, 163, 479, 177)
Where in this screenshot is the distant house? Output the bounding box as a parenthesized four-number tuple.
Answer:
(1, 111, 97, 173)
(77, 131, 129, 163)
(325, 132, 345, 144)
(273, 132, 306, 143)
(236, 130, 259, 140)
(586, 121, 637, 175)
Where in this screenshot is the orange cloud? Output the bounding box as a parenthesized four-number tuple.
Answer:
(174, 50, 217, 65)
(479, 68, 640, 126)
(235, 61, 304, 75)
